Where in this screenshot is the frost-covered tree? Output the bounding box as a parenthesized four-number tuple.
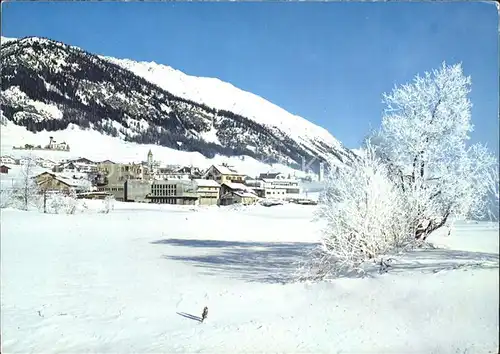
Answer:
(12, 155, 40, 211)
(46, 189, 79, 214)
(100, 195, 115, 214)
(371, 62, 498, 239)
(307, 140, 411, 277)
(307, 62, 498, 279)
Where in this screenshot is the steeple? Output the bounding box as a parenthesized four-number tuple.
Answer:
(147, 149, 153, 166)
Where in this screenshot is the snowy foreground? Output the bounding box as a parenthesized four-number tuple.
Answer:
(1, 203, 498, 353)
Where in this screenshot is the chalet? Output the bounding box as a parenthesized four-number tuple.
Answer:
(259, 172, 286, 180)
(0, 165, 11, 174)
(39, 159, 57, 169)
(73, 162, 98, 174)
(71, 157, 96, 165)
(219, 181, 259, 206)
(193, 179, 221, 206)
(177, 166, 203, 178)
(35, 172, 92, 193)
(59, 162, 79, 173)
(203, 164, 246, 184)
(0, 155, 16, 165)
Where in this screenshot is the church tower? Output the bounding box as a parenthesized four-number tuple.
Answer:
(147, 149, 153, 167)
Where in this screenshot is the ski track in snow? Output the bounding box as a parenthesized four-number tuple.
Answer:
(1, 203, 498, 353)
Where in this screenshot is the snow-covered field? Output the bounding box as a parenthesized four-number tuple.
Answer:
(1, 202, 498, 353)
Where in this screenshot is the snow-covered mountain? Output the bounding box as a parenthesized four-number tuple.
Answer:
(0, 36, 355, 170)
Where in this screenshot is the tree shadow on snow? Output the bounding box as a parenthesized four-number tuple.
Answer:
(151, 238, 499, 282)
(176, 312, 202, 322)
(151, 238, 317, 284)
(384, 248, 499, 275)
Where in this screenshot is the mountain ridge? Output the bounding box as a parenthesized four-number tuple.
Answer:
(0, 35, 355, 171)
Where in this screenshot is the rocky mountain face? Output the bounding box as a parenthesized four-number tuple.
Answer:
(0, 36, 355, 170)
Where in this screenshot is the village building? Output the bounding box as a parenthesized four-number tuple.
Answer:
(97, 184, 125, 201)
(177, 166, 203, 179)
(52, 162, 81, 174)
(35, 172, 92, 194)
(193, 179, 221, 206)
(148, 180, 198, 205)
(46, 137, 70, 151)
(71, 157, 96, 165)
(19, 157, 33, 166)
(258, 172, 301, 200)
(219, 181, 259, 206)
(243, 179, 266, 198)
(124, 180, 152, 203)
(38, 158, 57, 169)
(96, 162, 146, 184)
(0, 155, 16, 165)
(203, 164, 246, 184)
(156, 167, 191, 181)
(0, 165, 11, 174)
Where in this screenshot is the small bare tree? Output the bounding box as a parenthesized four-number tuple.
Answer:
(0, 187, 13, 209)
(12, 155, 40, 211)
(100, 195, 115, 214)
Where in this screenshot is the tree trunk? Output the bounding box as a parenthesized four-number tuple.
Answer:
(415, 208, 451, 241)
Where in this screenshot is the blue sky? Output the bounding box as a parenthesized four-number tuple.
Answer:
(2, 2, 498, 155)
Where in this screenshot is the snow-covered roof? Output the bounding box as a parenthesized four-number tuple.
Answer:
(193, 179, 221, 188)
(35, 171, 91, 189)
(56, 172, 88, 180)
(56, 176, 90, 188)
(233, 191, 258, 198)
(223, 182, 250, 191)
(261, 178, 299, 184)
(259, 171, 283, 178)
(212, 164, 243, 175)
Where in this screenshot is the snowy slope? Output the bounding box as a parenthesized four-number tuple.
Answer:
(0, 36, 355, 171)
(1, 203, 498, 353)
(0, 120, 311, 179)
(103, 56, 344, 154)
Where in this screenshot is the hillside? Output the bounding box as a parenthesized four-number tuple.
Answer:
(0, 36, 355, 171)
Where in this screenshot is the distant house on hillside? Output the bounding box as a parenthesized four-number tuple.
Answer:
(0, 155, 16, 165)
(72, 157, 96, 165)
(38, 159, 57, 169)
(0, 165, 11, 174)
(99, 159, 116, 165)
(45, 137, 70, 151)
(177, 166, 203, 179)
